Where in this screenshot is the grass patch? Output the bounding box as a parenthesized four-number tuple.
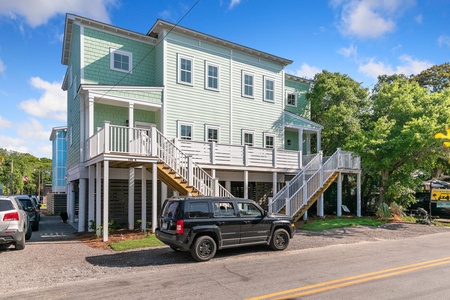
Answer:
(109, 234, 165, 251)
(300, 217, 386, 231)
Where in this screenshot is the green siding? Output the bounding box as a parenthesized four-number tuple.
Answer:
(284, 79, 310, 119)
(94, 104, 157, 128)
(67, 24, 81, 170)
(83, 27, 156, 86)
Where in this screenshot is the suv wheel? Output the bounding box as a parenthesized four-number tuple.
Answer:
(191, 236, 217, 262)
(270, 228, 290, 251)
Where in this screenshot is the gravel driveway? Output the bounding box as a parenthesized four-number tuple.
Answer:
(1, 214, 449, 295)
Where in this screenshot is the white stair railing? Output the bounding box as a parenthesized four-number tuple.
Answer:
(150, 127, 233, 198)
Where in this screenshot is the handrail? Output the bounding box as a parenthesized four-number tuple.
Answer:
(151, 127, 233, 198)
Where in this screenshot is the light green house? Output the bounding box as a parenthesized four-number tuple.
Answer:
(61, 14, 360, 240)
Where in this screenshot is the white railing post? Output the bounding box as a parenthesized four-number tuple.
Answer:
(211, 142, 216, 164)
(268, 197, 273, 213)
(244, 145, 249, 166)
(187, 156, 194, 187)
(298, 151, 302, 168)
(104, 121, 110, 153)
(286, 198, 291, 216)
(214, 178, 219, 197)
(319, 151, 324, 186)
(150, 126, 157, 156)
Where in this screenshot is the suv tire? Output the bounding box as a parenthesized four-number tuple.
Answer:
(191, 235, 217, 262)
(270, 228, 290, 251)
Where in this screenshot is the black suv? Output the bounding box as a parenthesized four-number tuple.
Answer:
(12, 195, 40, 231)
(155, 197, 296, 262)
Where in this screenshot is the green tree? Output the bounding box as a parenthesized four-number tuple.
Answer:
(349, 78, 450, 205)
(412, 62, 450, 93)
(306, 70, 370, 155)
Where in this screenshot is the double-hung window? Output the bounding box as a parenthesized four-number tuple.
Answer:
(110, 49, 132, 73)
(264, 133, 275, 149)
(179, 122, 193, 140)
(206, 125, 219, 143)
(286, 92, 297, 107)
(178, 55, 193, 85)
(206, 62, 219, 90)
(264, 77, 275, 102)
(242, 71, 254, 98)
(242, 130, 254, 146)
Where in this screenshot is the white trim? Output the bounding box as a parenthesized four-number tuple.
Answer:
(178, 121, 194, 140)
(80, 24, 85, 83)
(286, 90, 297, 107)
(241, 71, 254, 98)
(205, 125, 220, 143)
(110, 48, 133, 73)
(242, 129, 254, 146)
(263, 76, 275, 103)
(205, 61, 220, 91)
(263, 132, 276, 148)
(177, 54, 194, 86)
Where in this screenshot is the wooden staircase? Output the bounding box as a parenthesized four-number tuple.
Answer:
(154, 162, 200, 196)
(291, 171, 339, 222)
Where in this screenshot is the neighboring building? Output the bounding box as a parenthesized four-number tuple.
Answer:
(49, 126, 67, 193)
(61, 14, 361, 241)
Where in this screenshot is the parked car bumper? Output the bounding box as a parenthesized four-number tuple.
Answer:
(0, 229, 22, 244)
(155, 229, 190, 251)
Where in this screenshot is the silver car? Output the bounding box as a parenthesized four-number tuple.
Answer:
(0, 196, 32, 250)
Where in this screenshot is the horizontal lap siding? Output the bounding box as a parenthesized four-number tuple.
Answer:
(165, 37, 231, 143)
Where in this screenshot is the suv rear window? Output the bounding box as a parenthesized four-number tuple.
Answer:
(162, 201, 181, 218)
(0, 199, 14, 211)
(19, 199, 33, 209)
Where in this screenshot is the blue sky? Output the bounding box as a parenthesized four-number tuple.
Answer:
(0, 0, 449, 159)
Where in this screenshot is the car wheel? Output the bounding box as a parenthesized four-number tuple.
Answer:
(15, 231, 25, 250)
(269, 228, 290, 251)
(191, 236, 216, 262)
(25, 225, 32, 240)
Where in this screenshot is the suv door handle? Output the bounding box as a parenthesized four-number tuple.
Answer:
(242, 221, 251, 224)
(216, 222, 225, 226)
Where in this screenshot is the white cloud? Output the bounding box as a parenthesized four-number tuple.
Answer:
(0, 58, 5, 74)
(438, 35, 450, 48)
(335, 0, 415, 38)
(229, 0, 241, 9)
(0, 0, 117, 27)
(16, 118, 50, 141)
(359, 55, 432, 79)
(0, 135, 30, 154)
(338, 44, 358, 58)
(19, 77, 66, 121)
(0, 116, 12, 129)
(294, 63, 322, 79)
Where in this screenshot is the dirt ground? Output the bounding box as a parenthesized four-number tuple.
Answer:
(75, 229, 149, 249)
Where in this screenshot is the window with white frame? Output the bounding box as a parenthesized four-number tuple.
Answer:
(242, 130, 254, 146)
(242, 71, 254, 98)
(206, 62, 219, 90)
(178, 122, 193, 140)
(205, 125, 219, 143)
(264, 77, 275, 102)
(286, 92, 297, 106)
(110, 49, 132, 73)
(264, 133, 275, 148)
(178, 55, 193, 85)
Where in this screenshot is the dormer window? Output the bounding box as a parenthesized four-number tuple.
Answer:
(110, 49, 132, 73)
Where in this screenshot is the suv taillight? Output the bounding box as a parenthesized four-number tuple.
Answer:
(3, 212, 19, 221)
(176, 219, 184, 234)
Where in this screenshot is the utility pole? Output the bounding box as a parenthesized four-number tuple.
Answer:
(38, 169, 41, 199)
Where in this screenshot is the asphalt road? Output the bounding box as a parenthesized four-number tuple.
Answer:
(2, 215, 450, 299)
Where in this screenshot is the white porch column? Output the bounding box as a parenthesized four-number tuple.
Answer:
(298, 129, 303, 167)
(306, 134, 311, 154)
(225, 181, 231, 193)
(272, 172, 278, 196)
(337, 172, 342, 217)
(161, 183, 168, 206)
(316, 131, 321, 152)
(152, 163, 157, 233)
(303, 210, 308, 221)
(88, 96, 94, 136)
(78, 178, 87, 232)
(69, 182, 75, 223)
(96, 162, 101, 237)
(141, 167, 147, 232)
(357, 172, 361, 217)
(244, 170, 249, 199)
(128, 167, 135, 230)
(128, 103, 134, 127)
(88, 166, 95, 232)
(102, 160, 109, 242)
(317, 194, 324, 217)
